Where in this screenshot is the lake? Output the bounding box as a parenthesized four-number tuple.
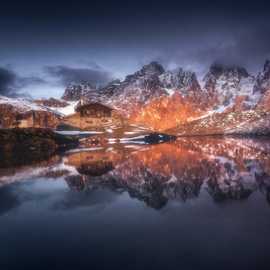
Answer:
(1, 137, 270, 270)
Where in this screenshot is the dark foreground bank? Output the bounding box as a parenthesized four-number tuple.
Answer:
(0, 128, 79, 167)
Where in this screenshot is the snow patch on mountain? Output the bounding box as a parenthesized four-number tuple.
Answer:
(0, 95, 47, 113)
(159, 68, 201, 95)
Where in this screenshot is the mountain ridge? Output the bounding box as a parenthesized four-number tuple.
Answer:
(0, 60, 270, 134)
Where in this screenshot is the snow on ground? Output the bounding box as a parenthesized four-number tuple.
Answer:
(54, 130, 104, 135)
(0, 95, 80, 117)
(49, 101, 79, 116)
(66, 147, 104, 153)
(164, 88, 175, 96)
(119, 135, 148, 144)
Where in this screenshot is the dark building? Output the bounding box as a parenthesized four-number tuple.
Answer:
(76, 103, 113, 118)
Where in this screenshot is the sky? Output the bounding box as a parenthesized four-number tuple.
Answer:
(0, 0, 270, 98)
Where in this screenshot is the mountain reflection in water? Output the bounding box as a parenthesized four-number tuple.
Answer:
(1, 137, 270, 270)
(1, 137, 270, 208)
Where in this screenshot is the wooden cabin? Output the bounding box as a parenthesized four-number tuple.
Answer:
(62, 102, 124, 130)
(76, 103, 113, 118)
(65, 151, 120, 176)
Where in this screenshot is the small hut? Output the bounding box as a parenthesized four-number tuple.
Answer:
(62, 102, 122, 130)
(76, 103, 113, 118)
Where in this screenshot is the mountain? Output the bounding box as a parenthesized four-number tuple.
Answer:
(57, 60, 270, 133)
(159, 67, 201, 95)
(63, 62, 208, 130)
(96, 61, 167, 115)
(62, 62, 207, 108)
(129, 68, 210, 130)
(203, 63, 258, 109)
(1, 60, 270, 134)
(167, 60, 270, 135)
(62, 82, 96, 101)
(35, 98, 69, 108)
(255, 60, 270, 111)
(254, 60, 270, 94)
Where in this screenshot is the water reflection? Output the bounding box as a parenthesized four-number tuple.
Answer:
(1, 137, 270, 209)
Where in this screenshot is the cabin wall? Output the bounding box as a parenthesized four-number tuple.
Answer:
(62, 110, 124, 131)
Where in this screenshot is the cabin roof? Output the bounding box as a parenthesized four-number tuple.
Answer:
(75, 102, 114, 113)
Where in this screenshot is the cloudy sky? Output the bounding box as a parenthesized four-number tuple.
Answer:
(1, 0, 270, 98)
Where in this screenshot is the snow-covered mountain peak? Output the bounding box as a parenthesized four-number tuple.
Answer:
(203, 63, 255, 106)
(254, 59, 270, 94)
(62, 82, 96, 101)
(138, 61, 165, 77)
(0, 95, 47, 113)
(207, 63, 249, 78)
(159, 67, 201, 95)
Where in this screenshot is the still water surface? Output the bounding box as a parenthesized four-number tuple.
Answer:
(0, 137, 270, 270)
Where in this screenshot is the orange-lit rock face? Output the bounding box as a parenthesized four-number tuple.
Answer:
(64, 138, 270, 182)
(111, 138, 270, 181)
(129, 92, 208, 131)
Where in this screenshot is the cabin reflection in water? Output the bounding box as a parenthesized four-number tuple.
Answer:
(64, 149, 123, 177)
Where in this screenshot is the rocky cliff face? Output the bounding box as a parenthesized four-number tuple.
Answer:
(254, 60, 270, 94)
(203, 63, 257, 108)
(83, 62, 206, 115)
(62, 82, 96, 101)
(82, 62, 208, 129)
(159, 68, 201, 95)
(96, 62, 167, 115)
(166, 60, 270, 135)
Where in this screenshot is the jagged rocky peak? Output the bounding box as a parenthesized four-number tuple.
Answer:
(204, 63, 251, 90)
(254, 59, 270, 94)
(203, 62, 255, 106)
(62, 82, 96, 101)
(140, 61, 165, 75)
(208, 63, 249, 78)
(159, 67, 201, 94)
(103, 61, 167, 109)
(99, 79, 121, 96)
(124, 61, 165, 82)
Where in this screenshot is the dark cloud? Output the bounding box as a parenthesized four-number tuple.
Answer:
(0, 0, 270, 97)
(17, 76, 46, 88)
(45, 65, 113, 86)
(0, 66, 46, 97)
(183, 25, 270, 74)
(0, 67, 17, 96)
